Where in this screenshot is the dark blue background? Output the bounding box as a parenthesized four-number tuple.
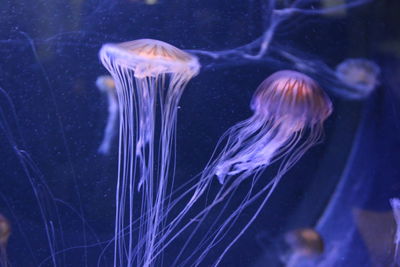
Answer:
(0, 0, 399, 266)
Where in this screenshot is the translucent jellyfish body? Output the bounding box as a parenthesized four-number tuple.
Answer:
(154, 70, 332, 266)
(202, 70, 331, 264)
(99, 39, 199, 266)
(214, 70, 332, 184)
(336, 58, 380, 97)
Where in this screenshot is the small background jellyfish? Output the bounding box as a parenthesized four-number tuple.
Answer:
(0, 214, 11, 267)
(253, 228, 324, 267)
(335, 58, 381, 99)
(96, 75, 118, 155)
(99, 38, 200, 266)
(284, 228, 324, 266)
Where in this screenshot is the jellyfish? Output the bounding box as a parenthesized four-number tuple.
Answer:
(213, 70, 332, 184)
(335, 58, 380, 98)
(0, 214, 11, 267)
(252, 228, 323, 267)
(281, 228, 325, 267)
(99, 39, 200, 266)
(145, 70, 332, 266)
(96, 75, 118, 155)
(284, 228, 324, 257)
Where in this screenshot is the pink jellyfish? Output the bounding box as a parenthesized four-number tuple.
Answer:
(214, 70, 333, 184)
(155, 70, 332, 266)
(99, 39, 200, 266)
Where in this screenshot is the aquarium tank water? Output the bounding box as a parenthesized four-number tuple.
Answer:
(0, 0, 399, 266)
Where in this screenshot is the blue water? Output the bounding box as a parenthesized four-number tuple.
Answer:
(0, 0, 399, 266)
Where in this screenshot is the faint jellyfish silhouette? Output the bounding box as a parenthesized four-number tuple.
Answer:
(283, 228, 324, 266)
(99, 39, 200, 266)
(321, 0, 347, 17)
(284, 228, 324, 257)
(252, 228, 324, 267)
(156, 70, 332, 266)
(390, 198, 400, 265)
(0, 214, 11, 267)
(336, 58, 380, 98)
(96, 75, 118, 155)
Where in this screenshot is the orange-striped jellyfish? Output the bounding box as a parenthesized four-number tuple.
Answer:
(214, 70, 332, 184)
(99, 39, 200, 266)
(156, 70, 332, 266)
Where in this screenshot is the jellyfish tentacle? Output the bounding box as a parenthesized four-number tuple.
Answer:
(215, 117, 293, 183)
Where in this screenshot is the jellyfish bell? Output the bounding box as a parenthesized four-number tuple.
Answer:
(284, 228, 324, 257)
(279, 228, 324, 267)
(100, 39, 200, 159)
(335, 58, 380, 97)
(215, 70, 332, 184)
(100, 39, 200, 79)
(252, 228, 324, 267)
(251, 70, 332, 130)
